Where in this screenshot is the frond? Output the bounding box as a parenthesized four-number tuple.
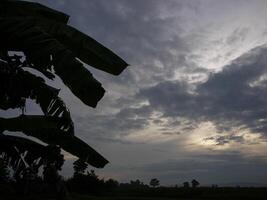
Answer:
(0, 116, 109, 168)
(0, 61, 74, 134)
(0, 0, 69, 23)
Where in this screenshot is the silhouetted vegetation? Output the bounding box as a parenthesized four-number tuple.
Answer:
(0, 166, 267, 200)
(149, 178, 160, 188)
(191, 179, 200, 188)
(0, 0, 128, 199)
(65, 170, 267, 200)
(64, 169, 267, 200)
(183, 181, 190, 188)
(0, 158, 10, 183)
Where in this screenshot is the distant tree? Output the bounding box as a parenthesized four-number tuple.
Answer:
(41, 145, 67, 198)
(130, 179, 141, 186)
(150, 178, 160, 188)
(67, 169, 105, 195)
(73, 159, 88, 176)
(105, 178, 119, 190)
(183, 181, 190, 188)
(191, 179, 200, 188)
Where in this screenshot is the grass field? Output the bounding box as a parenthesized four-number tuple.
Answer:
(70, 187, 267, 200)
(72, 196, 190, 200)
(3, 187, 267, 200)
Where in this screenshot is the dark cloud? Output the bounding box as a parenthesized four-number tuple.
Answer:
(137, 45, 267, 138)
(204, 135, 246, 146)
(74, 105, 153, 143)
(161, 131, 181, 136)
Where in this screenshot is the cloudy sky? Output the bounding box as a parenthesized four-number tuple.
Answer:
(8, 0, 267, 186)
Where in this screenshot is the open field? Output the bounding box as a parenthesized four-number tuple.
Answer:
(69, 187, 267, 200)
(2, 186, 267, 200)
(73, 197, 178, 200)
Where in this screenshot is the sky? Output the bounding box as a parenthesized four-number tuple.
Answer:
(4, 0, 267, 186)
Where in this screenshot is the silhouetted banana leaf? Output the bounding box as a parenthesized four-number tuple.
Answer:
(0, 0, 69, 23)
(0, 134, 65, 177)
(0, 134, 47, 175)
(0, 59, 108, 167)
(1, 0, 128, 75)
(0, 115, 61, 133)
(0, 116, 109, 168)
(0, 0, 129, 169)
(0, 18, 105, 107)
(37, 20, 128, 75)
(0, 61, 74, 134)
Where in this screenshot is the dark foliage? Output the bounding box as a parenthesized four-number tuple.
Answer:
(0, 158, 10, 183)
(65, 171, 267, 200)
(73, 159, 88, 176)
(0, 0, 128, 179)
(149, 178, 160, 188)
(0, 134, 64, 180)
(67, 170, 105, 195)
(183, 181, 190, 188)
(191, 179, 200, 188)
(0, 0, 128, 199)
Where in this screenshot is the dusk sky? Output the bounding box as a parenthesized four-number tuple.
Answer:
(4, 0, 267, 186)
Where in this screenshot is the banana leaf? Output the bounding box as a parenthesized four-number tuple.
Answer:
(0, 0, 128, 75)
(0, 62, 74, 134)
(37, 19, 128, 75)
(0, 0, 69, 23)
(0, 0, 127, 169)
(0, 115, 61, 133)
(0, 18, 105, 107)
(0, 116, 109, 168)
(0, 134, 47, 175)
(0, 134, 66, 177)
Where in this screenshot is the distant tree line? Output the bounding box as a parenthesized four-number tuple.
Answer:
(1, 160, 267, 200)
(1, 156, 203, 197)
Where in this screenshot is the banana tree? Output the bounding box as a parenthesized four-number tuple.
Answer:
(0, 134, 63, 179)
(0, 0, 128, 176)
